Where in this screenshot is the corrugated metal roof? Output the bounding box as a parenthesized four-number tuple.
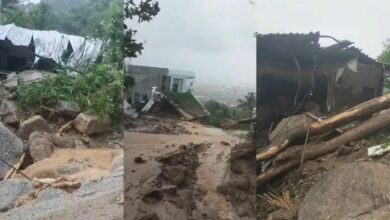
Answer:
(0, 23, 103, 67)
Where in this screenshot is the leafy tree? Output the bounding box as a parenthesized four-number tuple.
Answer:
(1, 0, 19, 11)
(237, 92, 256, 114)
(124, 0, 160, 58)
(378, 39, 390, 90)
(378, 39, 390, 65)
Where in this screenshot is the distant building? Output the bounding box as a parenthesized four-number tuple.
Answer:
(125, 64, 196, 104)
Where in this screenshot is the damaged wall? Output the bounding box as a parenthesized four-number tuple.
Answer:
(256, 32, 384, 143)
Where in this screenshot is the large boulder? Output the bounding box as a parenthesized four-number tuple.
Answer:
(0, 100, 25, 126)
(18, 115, 50, 139)
(0, 180, 32, 212)
(0, 122, 24, 178)
(55, 100, 80, 118)
(298, 162, 390, 220)
(0, 166, 123, 219)
(73, 113, 111, 135)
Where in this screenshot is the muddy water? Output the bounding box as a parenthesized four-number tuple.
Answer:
(125, 121, 245, 219)
(195, 128, 241, 219)
(15, 148, 121, 182)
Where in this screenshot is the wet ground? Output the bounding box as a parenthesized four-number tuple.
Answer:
(124, 120, 252, 220)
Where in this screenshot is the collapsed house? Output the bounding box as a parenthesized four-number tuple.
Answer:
(257, 32, 385, 140)
(125, 64, 208, 120)
(0, 23, 103, 73)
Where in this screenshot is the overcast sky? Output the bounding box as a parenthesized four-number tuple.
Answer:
(129, 0, 256, 87)
(131, 0, 390, 87)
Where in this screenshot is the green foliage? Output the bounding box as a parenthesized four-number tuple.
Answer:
(124, 0, 160, 58)
(0, 3, 57, 29)
(204, 100, 250, 127)
(378, 39, 390, 65)
(237, 92, 256, 115)
(378, 39, 390, 91)
(15, 64, 123, 125)
(100, 2, 124, 68)
(370, 127, 390, 146)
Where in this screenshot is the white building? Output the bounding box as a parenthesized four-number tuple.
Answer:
(168, 69, 195, 93)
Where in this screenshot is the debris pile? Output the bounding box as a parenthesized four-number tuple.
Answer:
(126, 116, 191, 135)
(0, 71, 123, 219)
(257, 93, 390, 186)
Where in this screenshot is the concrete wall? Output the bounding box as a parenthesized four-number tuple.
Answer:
(330, 60, 383, 112)
(126, 65, 169, 104)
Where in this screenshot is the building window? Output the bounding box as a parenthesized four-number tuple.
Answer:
(172, 78, 183, 92)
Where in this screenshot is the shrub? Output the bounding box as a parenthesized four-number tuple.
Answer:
(15, 64, 123, 126)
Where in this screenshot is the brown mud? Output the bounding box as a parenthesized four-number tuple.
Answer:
(125, 118, 255, 220)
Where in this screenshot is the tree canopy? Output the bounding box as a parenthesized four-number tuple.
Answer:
(124, 0, 160, 59)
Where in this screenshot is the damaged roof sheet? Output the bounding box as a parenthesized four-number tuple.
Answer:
(257, 32, 375, 69)
(0, 23, 103, 67)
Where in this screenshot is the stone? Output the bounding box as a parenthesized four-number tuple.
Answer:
(0, 122, 24, 178)
(29, 131, 74, 149)
(55, 100, 80, 118)
(335, 145, 352, 156)
(0, 180, 32, 212)
(220, 141, 230, 146)
(134, 157, 146, 164)
(0, 100, 25, 125)
(18, 115, 50, 139)
(50, 134, 74, 148)
(298, 162, 390, 220)
(74, 139, 88, 149)
(1, 165, 123, 219)
(4, 70, 54, 90)
(73, 113, 111, 135)
(37, 188, 68, 202)
(29, 137, 53, 162)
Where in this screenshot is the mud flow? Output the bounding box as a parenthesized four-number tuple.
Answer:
(125, 118, 256, 220)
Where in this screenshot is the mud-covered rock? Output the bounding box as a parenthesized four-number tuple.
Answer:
(18, 115, 50, 139)
(73, 113, 111, 135)
(298, 162, 390, 220)
(0, 122, 24, 178)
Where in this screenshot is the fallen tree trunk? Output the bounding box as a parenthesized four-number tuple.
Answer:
(257, 109, 390, 187)
(257, 93, 390, 161)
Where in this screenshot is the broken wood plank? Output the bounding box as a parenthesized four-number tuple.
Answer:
(57, 120, 73, 136)
(257, 93, 390, 162)
(4, 152, 26, 180)
(257, 109, 390, 187)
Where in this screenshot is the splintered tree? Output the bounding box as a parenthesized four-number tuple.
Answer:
(124, 0, 160, 58)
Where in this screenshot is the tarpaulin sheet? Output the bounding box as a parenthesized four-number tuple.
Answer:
(0, 23, 103, 67)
